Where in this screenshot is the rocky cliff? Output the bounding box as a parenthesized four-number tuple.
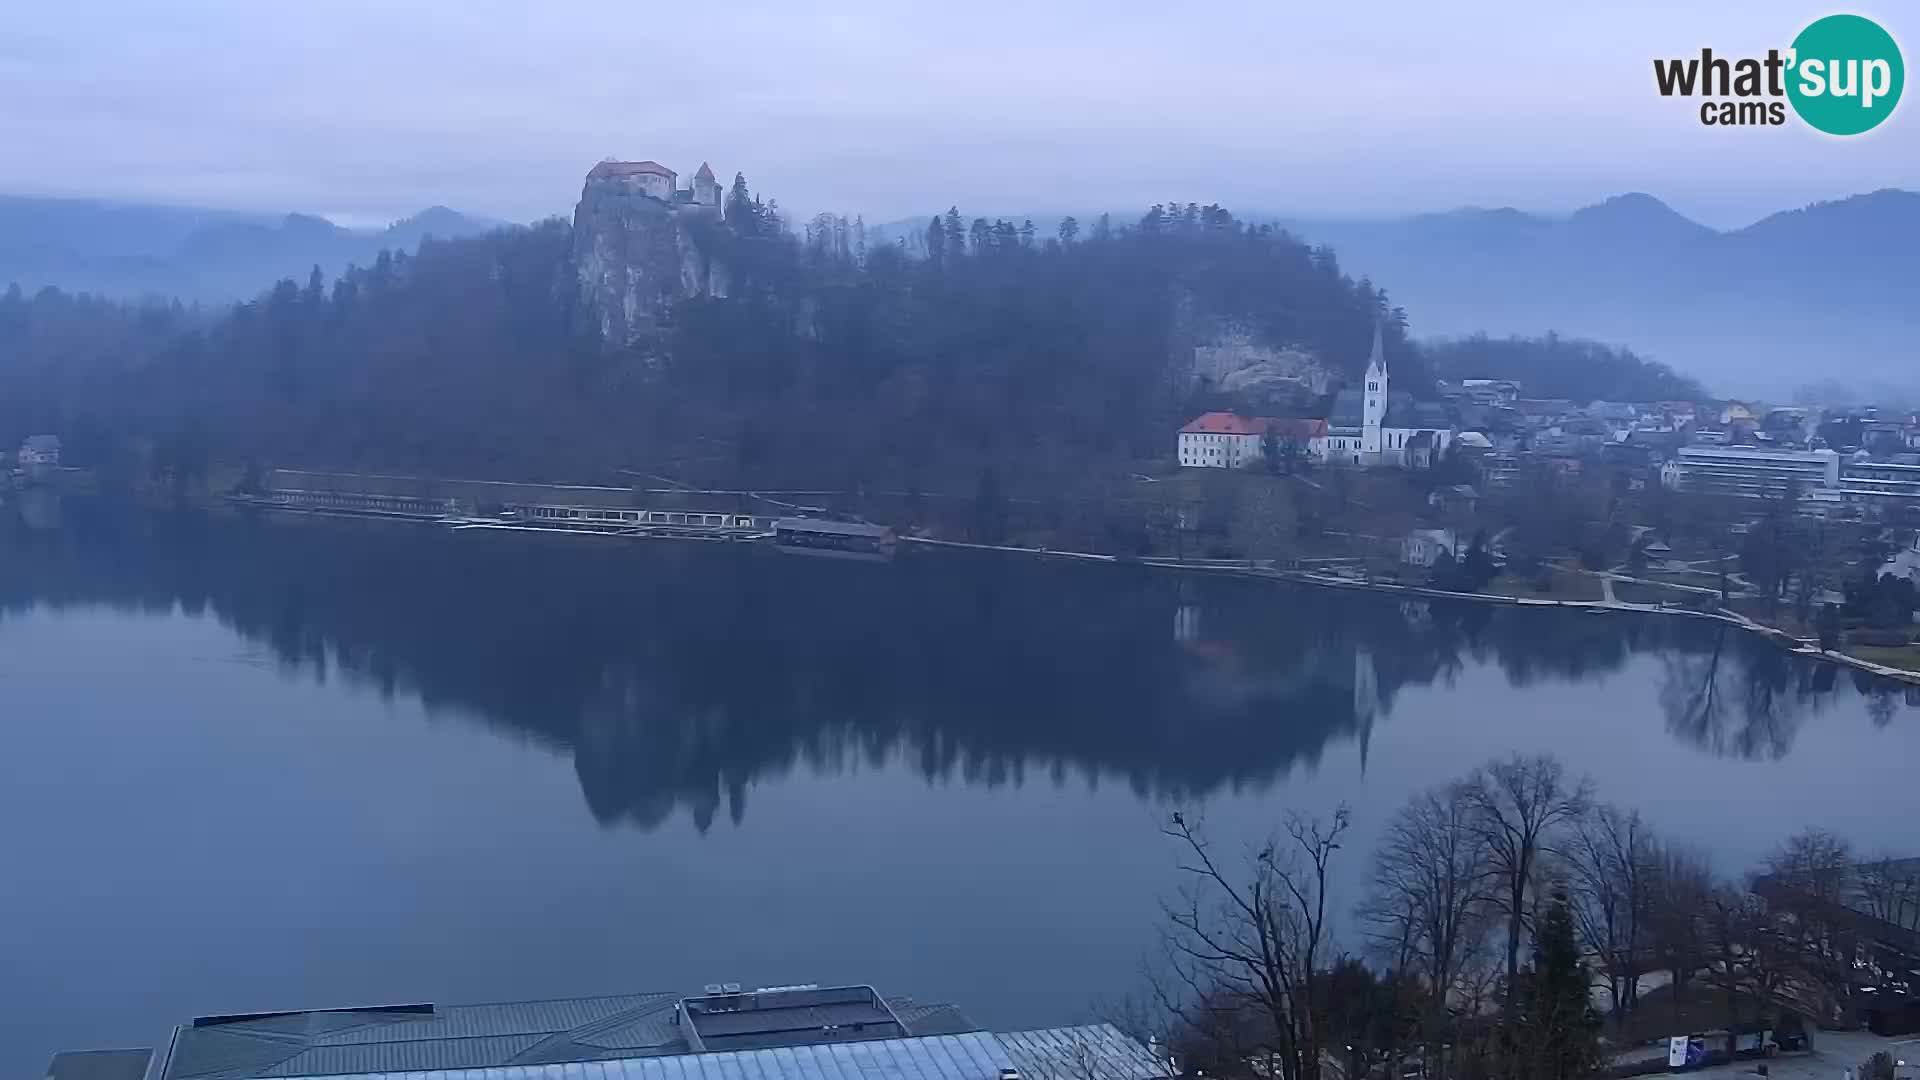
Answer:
(571, 174, 727, 344)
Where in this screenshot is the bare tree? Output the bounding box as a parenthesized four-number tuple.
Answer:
(1160, 808, 1351, 1080)
(1767, 828, 1854, 904)
(1568, 804, 1657, 1021)
(1762, 828, 1861, 1021)
(1462, 754, 1593, 1003)
(1362, 782, 1494, 1077)
(1856, 854, 1920, 932)
(1646, 843, 1714, 999)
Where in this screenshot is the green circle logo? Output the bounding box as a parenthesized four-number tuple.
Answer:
(1787, 14, 1904, 135)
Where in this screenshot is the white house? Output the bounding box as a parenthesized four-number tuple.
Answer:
(1401, 528, 1460, 568)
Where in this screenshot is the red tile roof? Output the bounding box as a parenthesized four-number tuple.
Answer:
(1181, 412, 1267, 435)
(1263, 417, 1328, 439)
(1179, 413, 1328, 438)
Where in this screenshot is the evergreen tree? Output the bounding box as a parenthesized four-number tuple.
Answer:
(943, 206, 965, 251)
(727, 173, 755, 232)
(1057, 216, 1079, 244)
(1509, 894, 1602, 1080)
(969, 217, 991, 255)
(924, 217, 945, 263)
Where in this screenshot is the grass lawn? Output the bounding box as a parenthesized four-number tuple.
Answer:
(1483, 568, 1606, 602)
(1846, 643, 1920, 672)
(1613, 580, 1703, 606)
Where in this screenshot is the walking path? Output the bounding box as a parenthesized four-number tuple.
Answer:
(898, 536, 1920, 688)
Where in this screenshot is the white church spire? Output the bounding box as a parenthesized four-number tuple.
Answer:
(1361, 320, 1388, 456)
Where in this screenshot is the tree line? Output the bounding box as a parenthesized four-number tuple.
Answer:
(1425, 333, 1706, 404)
(1152, 752, 1909, 1080)
(0, 183, 1426, 495)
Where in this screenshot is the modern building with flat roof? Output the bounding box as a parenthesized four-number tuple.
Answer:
(1659, 445, 1842, 498)
(123, 984, 1157, 1080)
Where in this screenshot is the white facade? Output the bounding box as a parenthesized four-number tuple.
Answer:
(1401, 529, 1459, 567)
(1178, 429, 1263, 469)
(1361, 327, 1387, 458)
(1326, 324, 1454, 468)
(1660, 445, 1841, 498)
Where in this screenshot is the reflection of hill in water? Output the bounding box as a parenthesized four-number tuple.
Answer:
(2, 505, 1907, 830)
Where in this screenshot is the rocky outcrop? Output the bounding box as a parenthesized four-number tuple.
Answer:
(571, 171, 728, 344)
(1192, 326, 1336, 409)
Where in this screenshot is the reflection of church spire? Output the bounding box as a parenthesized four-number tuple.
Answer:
(1354, 644, 1380, 776)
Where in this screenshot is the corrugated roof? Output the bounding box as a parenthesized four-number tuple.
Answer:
(260, 1036, 552, 1076)
(164, 995, 684, 1080)
(254, 1026, 1159, 1080)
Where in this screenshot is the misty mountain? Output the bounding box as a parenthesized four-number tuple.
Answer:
(1271, 190, 1920, 399)
(0, 195, 501, 301)
(872, 191, 1918, 399)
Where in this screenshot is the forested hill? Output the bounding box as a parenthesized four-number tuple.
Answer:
(1424, 333, 1706, 403)
(0, 197, 1423, 490)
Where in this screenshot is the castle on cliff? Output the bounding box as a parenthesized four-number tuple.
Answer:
(583, 159, 723, 213)
(573, 158, 730, 343)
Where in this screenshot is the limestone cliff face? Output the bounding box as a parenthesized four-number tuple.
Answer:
(571, 172, 728, 344)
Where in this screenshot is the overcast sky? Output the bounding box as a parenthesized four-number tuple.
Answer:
(2, 0, 1912, 229)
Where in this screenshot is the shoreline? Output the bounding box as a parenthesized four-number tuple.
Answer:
(200, 498, 1920, 689)
(901, 536, 1920, 689)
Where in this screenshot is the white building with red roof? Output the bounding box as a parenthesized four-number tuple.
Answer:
(1178, 413, 1327, 469)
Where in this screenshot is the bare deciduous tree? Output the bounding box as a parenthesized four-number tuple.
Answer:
(1160, 807, 1350, 1080)
(1646, 842, 1714, 997)
(1763, 828, 1862, 1021)
(1362, 781, 1494, 1077)
(1568, 803, 1656, 1021)
(1462, 754, 1592, 1003)
(1856, 853, 1920, 932)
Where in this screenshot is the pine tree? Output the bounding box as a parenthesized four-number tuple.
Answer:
(1509, 894, 1602, 1080)
(727, 173, 754, 233)
(924, 217, 945, 263)
(1057, 216, 1080, 244)
(943, 206, 965, 252)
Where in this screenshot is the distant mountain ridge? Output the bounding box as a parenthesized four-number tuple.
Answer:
(1268, 189, 1919, 397)
(0, 195, 502, 302)
(870, 190, 1918, 397)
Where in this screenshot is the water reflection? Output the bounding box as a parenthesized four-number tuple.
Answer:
(1, 503, 1908, 831)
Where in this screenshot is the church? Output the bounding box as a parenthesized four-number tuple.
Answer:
(1322, 323, 1456, 468)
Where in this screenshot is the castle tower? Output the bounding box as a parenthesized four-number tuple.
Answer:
(692, 162, 721, 209)
(1360, 320, 1388, 457)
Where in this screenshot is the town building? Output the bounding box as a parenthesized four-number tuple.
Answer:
(19, 434, 61, 470)
(86, 983, 1161, 1080)
(1178, 411, 1268, 468)
(1176, 413, 1327, 468)
(1659, 445, 1841, 499)
(1323, 325, 1455, 467)
(1401, 528, 1460, 568)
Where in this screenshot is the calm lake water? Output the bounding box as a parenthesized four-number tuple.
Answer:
(3, 502, 1917, 1073)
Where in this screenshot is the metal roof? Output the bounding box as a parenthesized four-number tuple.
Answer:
(162, 994, 683, 1080)
(160, 993, 980, 1080)
(257, 1026, 1160, 1080)
(45, 1049, 155, 1080)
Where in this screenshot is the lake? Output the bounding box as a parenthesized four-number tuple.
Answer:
(3, 502, 1916, 1075)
